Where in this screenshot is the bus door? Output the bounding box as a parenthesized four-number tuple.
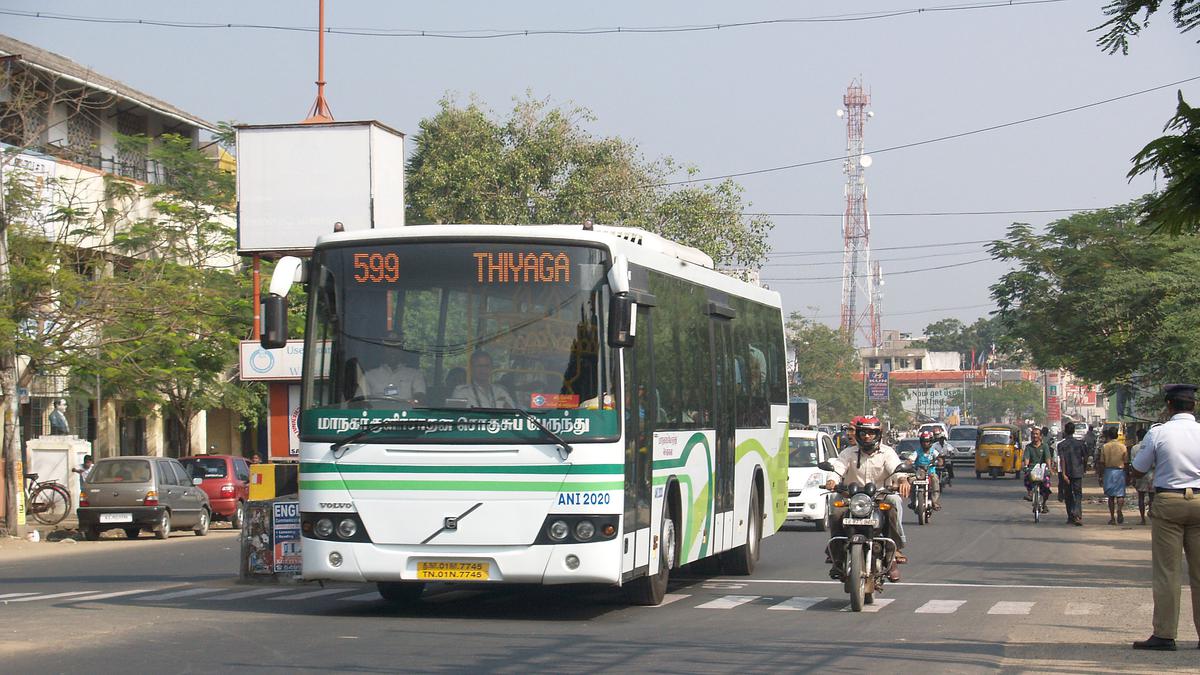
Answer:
(710, 308, 736, 553)
(622, 304, 654, 579)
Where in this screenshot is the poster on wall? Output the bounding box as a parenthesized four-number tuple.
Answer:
(272, 501, 302, 573)
(288, 384, 301, 456)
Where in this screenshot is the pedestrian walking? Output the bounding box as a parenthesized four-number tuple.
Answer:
(1058, 421, 1088, 526)
(1097, 426, 1128, 525)
(1129, 428, 1154, 525)
(1130, 383, 1200, 652)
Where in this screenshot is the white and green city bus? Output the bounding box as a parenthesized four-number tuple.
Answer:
(260, 224, 789, 605)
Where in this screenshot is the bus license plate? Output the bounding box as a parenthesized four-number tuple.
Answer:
(416, 561, 489, 581)
(100, 513, 133, 523)
(842, 517, 876, 526)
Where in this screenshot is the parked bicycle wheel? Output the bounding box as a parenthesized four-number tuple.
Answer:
(30, 483, 70, 525)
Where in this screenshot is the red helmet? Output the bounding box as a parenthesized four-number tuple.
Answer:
(918, 430, 935, 444)
(855, 416, 882, 451)
(856, 416, 881, 432)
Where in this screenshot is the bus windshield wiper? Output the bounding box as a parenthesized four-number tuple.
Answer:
(413, 406, 573, 456)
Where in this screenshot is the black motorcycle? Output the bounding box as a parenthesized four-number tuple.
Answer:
(819, 460, 914, 612)
(911, 467, 934, 525)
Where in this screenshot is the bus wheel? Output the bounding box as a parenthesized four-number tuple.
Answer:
(378, 582, 425, 605)
(723, 481, 763, 576)
(627, 502, 676, 606)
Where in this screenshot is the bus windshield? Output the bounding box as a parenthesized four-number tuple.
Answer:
(301, 242, 618, 442)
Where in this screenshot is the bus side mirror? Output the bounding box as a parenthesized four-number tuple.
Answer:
(261, 295, 288, 349)
(608, 294, 634, 348)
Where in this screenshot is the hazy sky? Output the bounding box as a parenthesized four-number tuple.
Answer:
(3, 1, 1196, 338)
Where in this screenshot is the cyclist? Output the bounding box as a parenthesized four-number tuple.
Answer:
(911, 430, 942, 510)
(1023, 426, 1053, 513)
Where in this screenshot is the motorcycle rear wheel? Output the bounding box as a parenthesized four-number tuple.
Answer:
(848, 543, 865, 612)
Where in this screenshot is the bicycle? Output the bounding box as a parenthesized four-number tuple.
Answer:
(24, 473, 71, 525)
(1028, 463, 1050, 524)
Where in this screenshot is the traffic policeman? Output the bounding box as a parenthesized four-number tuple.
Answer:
(1130, 383, 1200, 651)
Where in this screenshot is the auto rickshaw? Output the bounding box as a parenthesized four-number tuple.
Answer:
(974, 423, 1023, 479)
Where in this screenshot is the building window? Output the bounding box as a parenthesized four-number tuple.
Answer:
(65, 110, 101, 168)
(116, 113, 148, 180)
(915, 358, 923, 370)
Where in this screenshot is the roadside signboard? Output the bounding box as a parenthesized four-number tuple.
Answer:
(867, 371, 890, 402)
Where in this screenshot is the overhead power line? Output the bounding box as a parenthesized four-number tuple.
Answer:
(744, 207, 1100, 218)
(569, 75, 1200, 196)
(797, 302, 995, 320)
(762, 248, 982, 267)
(762, 257, 994, 283)
(768, 238, 993, 258)
(0, 1, 1068, 38)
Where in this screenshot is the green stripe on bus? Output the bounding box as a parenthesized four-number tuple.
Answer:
(300, 462, 622, 475)
(299, 479, 623, 492)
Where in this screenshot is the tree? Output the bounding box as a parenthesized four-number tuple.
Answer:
(921, 318, 966, 352)
(1093, 2, 1200, 235)
(786, 313, 863, 422)
(946, 381, 1044, 425)
(69, 134, 261, 455)
(988, 199, 1200, 385)
(406, 94, 773, 270)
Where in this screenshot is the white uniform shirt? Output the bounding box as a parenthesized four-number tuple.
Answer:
(828, 443, 903, 488)
(1131, 413, 1200, 489)
(452, 382, 516, 409)
(362, 364, 426, 400)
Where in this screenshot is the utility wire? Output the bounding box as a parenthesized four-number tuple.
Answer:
(0, 1, 1068, 38)
(768, 238, 993, 257)
(762, 248, 982, 267)
(763, 257, 994, 282)
(796, 302, 995, 320)
(743, 207, 1100, 218)
(568, 75, 1200, 196)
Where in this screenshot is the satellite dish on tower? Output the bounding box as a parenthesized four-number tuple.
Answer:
(859, 155, 873, 168)
(836, 109, 845, 118)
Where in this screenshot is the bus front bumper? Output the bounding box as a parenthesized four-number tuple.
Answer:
(301, 536, 624, 586)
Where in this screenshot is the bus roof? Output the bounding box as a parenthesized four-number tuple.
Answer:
(312, 224, 783, 308)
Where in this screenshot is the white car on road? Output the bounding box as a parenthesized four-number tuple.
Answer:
(786, 429, 840, 531)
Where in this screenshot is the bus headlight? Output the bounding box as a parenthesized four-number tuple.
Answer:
(315, 518, 334, 538)
(548, 520, 570, 541)
(337, 518, 359, 539)
(574, 520, 596, 541)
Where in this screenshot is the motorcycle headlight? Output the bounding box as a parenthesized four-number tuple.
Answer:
(849, 493, 873, 518)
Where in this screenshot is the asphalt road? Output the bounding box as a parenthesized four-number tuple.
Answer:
(2, 473, 1196, 674)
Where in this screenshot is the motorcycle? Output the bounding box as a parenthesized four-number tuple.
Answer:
(938, 454, 954, 488)
(911, 467, 934, 525)
(818, 460, 914, 612)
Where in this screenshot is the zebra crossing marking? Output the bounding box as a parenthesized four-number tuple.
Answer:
(203, 587, 289, 601)
(841, 598, 895, 612)
(69, 589, 155, 602)
(143, 587, 226, 601)
(270, 587, 353, 601)
(340, 591, 385, 602)
(987, 601, 1034, 615)
(696, 594, 759, 609)
(0, 593, 38, 600)
(915, 599, 966, 614)
(768, 596, 825, 611)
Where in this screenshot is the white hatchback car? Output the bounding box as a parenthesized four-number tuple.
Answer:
(786, 429, 840, 531)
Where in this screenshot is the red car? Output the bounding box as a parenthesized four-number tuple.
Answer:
(179, 455, 251, 528)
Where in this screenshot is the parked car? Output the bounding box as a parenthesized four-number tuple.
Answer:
(786, 429, 839, 531)
(179, 454, 250, 529)
(894, 438, 922, 461)
(946, 425, 979, 463)
(78, 457, 211, 540)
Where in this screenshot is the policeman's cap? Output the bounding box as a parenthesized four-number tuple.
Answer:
(1163, 383, 1198, 402)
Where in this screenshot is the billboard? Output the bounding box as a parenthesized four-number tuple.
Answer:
(867, 371, 890, 402)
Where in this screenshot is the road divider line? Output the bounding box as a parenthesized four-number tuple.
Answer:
(988, 601, 1034, 615)
(69, 589, 156, 602)
(767, 596, 825, 611)
(915, 599, 965, 614)
(841, 598, 894, 612)
(5, 591, 99, 603)
(696, 594, 759, 609)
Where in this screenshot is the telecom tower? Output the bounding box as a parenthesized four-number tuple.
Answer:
(838, 79, 881, 347)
